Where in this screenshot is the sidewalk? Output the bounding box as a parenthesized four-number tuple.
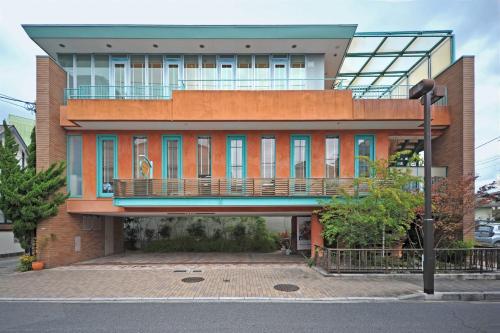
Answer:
(0, 261, 499, 300)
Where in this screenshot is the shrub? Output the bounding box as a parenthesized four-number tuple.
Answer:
(18, 255, 35, 272)
(158, 224, 171, 239)
(231, 222, 246, 241)
(212, 228, 223, 240)
(186, 221, 206, 239)
(144, 228, 155, 242)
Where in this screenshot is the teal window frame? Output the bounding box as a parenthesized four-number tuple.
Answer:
(290, 135, 311, 178)
(260, 136, 276, 178)
(196, 136, 212, 178)
(162, 135, 183, 179)
(354, 134, 375, 177)
(66, 134, 83, 198)
(325, 135, 340, 178)
(96, 135, 118, 197)
(226, 135, 247, 179)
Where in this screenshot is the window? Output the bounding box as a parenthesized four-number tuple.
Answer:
(163, 136, 182, 179)
(202, 55, 217, 90)
(255, 55, 270, 89)
(97, 136, 117, 196)
(131, 56, 145, 97)
(184, 55, 199, 90)
(355, 135, 375, 177)
(291, 137, 309, 178)
(237, 55, 253, 89)
(325, 136, 339, 178)
(67, 135, 82, 197)
(94, 55, 109, 98)
(75, 55, 91, 88)
(261, 137, 276, 178)
(58, 54, 74, 88)
(290, 55, 306, 89)
(132, 136, 148, 179)
(148, 55, 163, 86)
(227, 136, 246, 179)
(197, 137, 211, 178)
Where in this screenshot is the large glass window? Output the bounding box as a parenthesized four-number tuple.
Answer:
(94, 55, 109, 98)
(293, 138, 307, 178)
(290, 55, 306, 89)
(197, 137, 211, 178)
(355, 135, 375, 177)
(325, 136, 340, 178)
(133, 136, 148, 179)
(237, 55, 253, 89)
(75, 55, 91, 88)
(131, 56, 145, 97)
(67, 135, 82, 197)
(58, 54, 74, 88)
(148, 55, 163, 86)
(184, 55, 199, 90)
(202, 55, 217, 90)
(227, 136, 246, 179)
(261, 137, 276, 178)
(97, 136, 117, 196)
(255, 55, 271, 89)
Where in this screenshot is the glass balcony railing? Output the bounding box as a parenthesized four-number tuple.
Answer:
(63, 79, 447, 105)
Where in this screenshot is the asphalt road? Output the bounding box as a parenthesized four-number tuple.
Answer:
(0, 301, 499, 332)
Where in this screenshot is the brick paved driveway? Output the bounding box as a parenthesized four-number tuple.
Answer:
(0, 252, 498, 299)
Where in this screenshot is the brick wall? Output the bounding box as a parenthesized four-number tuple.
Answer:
(433, 57, 475, 240)
(35, 56, 107, 267)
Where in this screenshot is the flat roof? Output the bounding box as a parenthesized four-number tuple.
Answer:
(22, 24, 358, 39)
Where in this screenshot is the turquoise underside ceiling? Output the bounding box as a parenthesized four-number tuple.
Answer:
(113, 197, 327, 207)
(22, 24, 357, 39)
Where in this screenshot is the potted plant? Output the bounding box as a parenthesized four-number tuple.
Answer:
(32, 233, 57, 270)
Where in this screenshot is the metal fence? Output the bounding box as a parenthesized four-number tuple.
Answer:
(113, 178, 371, 198)
(314, 246, 500, 273)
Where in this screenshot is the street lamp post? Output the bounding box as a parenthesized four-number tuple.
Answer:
(409, 79, 445, 294)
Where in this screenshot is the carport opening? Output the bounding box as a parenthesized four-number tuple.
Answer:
(122, 215, 309, 256)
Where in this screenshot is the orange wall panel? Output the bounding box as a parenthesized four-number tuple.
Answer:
(340, 132, 354, 177)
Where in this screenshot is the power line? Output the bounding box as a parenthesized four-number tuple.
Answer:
(475, 136, 500, 149)
(0, 93, 36, 113)
(476, 156, 500, 165)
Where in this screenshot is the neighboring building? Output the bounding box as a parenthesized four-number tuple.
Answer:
(0, 124, 28, 256)
(475, 190, 500, 222)
(7, 114, 35, 146)
(23, 25, 475, 267)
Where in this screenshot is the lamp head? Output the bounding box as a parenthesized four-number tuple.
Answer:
(409, 79, 435, 99)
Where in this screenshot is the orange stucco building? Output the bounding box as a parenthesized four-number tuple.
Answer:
(24, 25, 474, 267)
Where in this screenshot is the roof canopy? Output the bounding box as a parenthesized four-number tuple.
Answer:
(338, 31, 454, 88)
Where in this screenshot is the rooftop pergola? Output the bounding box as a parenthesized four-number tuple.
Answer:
(338, 31, 454, 96)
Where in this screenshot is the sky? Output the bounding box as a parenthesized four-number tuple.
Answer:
(0, 0, 498, 189)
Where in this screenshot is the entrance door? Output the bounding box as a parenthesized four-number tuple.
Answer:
(291, 136, 310, 193)
(272, 58, 288, 90)
(111, 59, 129, 99)
(218, 59, 235, 90)
(162, 136, 182, 195)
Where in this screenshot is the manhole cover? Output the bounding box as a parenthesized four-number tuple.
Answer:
(274, 284, 300, 292)
(181, 277, 205, 283)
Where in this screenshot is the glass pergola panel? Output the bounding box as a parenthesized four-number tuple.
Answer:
(348, 37, 385, 53)
(338, 31, 453, 97)
(377, 37, 414, 53)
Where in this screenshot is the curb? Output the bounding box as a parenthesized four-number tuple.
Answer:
(0, 292, 499, 303)
(311, 266, 500, 280)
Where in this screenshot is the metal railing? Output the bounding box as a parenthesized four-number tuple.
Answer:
(113, 178, 370, 198)
(314, 246, 500, 273)
(63, 79, 447, 105)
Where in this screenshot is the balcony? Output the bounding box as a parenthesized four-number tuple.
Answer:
(63, 80, 447, 106)
(113, 178, 368, 199)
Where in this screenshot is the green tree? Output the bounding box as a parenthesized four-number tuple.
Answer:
(317, 152, 424, 251)
(27, 127, 36, 169)
(0, 122, 67, 253)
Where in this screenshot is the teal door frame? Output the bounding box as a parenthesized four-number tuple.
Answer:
(290, 135, 311, 178)
(162, 135, 183, 179)
(354, 134, 375, 177)
(226, 135, 247, 179)
(96, 135, 118, 198)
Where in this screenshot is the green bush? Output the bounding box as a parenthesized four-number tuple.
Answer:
(18, 254, 35, 272)
(186, 221, 207, 238)
(158, 224, 171, 239)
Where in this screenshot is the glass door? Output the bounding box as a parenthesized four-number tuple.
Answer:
(226, 136, 246, 194)
(166, 58, 182, 91)
(111, 59, 128, 99)
(218, 58, 235, 90)
(162, 136, 182, 195)
(272, 58, 288, 90)
(291, 136, 310, 193)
